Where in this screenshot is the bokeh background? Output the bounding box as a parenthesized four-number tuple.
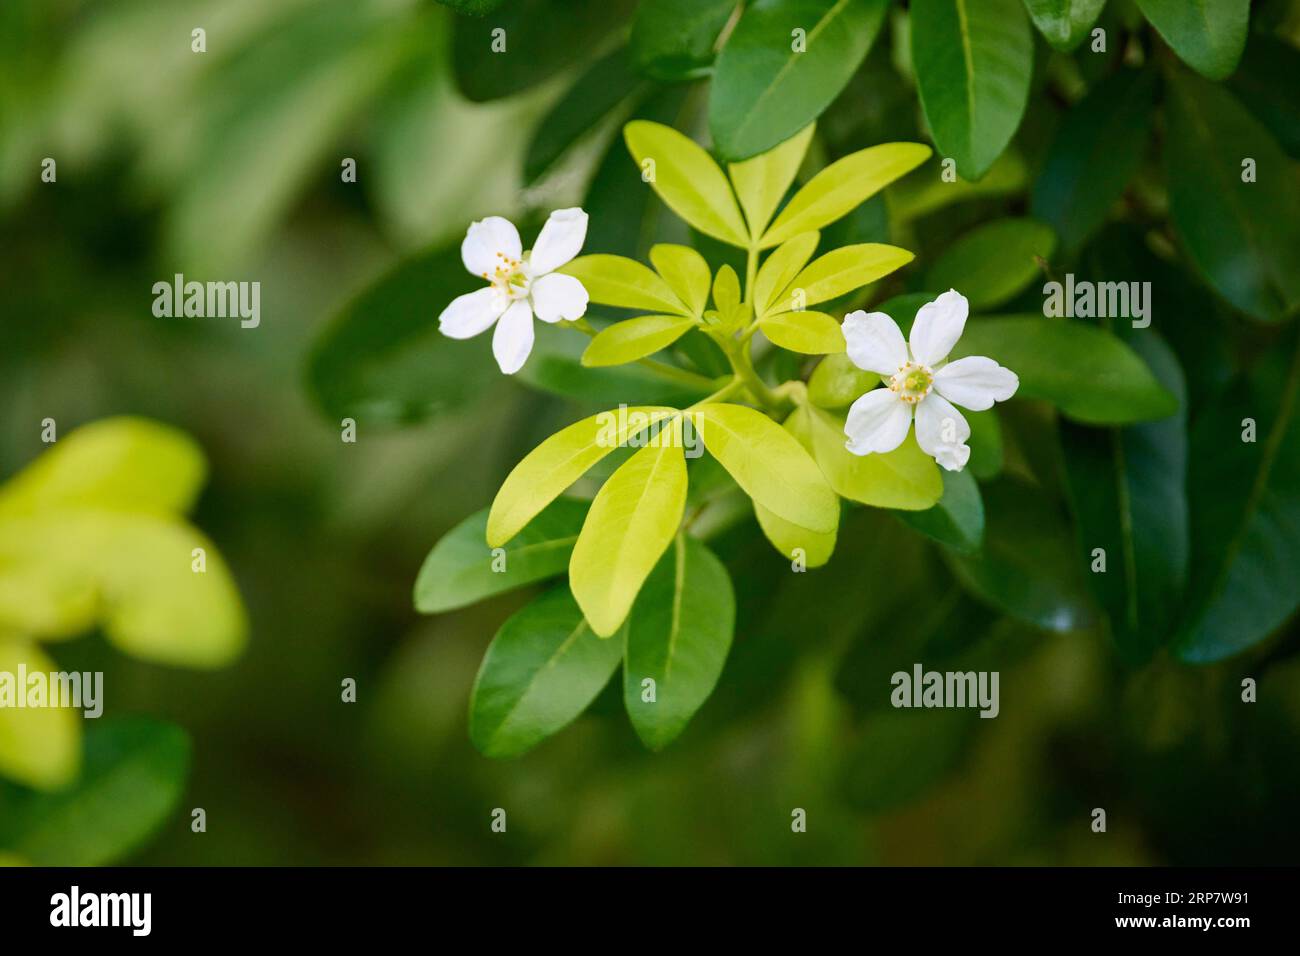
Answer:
(2, 0, 1299, 865)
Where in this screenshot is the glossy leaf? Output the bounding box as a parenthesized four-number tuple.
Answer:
(754, 232, 820, 317)
(487, 406, 677, 547)
(946, 478, 1096, 631)
(569, 425, 689, 636)
(759, 311, 845, 354)
(895, 467, 985, 553)
(623, 120, 750, 246)
(453, 0, 636, 102)
(1063, 334, 1188, 662)
(630, 0, 737, 80)
(1022, 0, 1107, 50)
(912, 0, 1033, 180)
(772, 243, 915, 311)
(953, 317, 1178, 425)
(623, 535, 735, 749)
(763, 142, 932, 247)
(1176, 338, 1300, 662)
(710, 0, 889, 161)
(414, 497, 588, 613)
(788, 402, 943, 510)
(524, 48, 643, 184)
(308, 244, 497, 426)
(754, 503, 838, 567)
(650, 244, 712, 317)
(468, 588, 624, 757)
(1134, 0, 1248, 80)
(1165, 67, 1300, 322)
(582, 315, 699, 367)
(696, 403, 839, 532)
(561, 254, 690, 315)
(1031, 69, 1158, 254)
(923, 219, 1056, 310)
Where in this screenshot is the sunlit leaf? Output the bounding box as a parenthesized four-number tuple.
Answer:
(582, 315, 699, 367)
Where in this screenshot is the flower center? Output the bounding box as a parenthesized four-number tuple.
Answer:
(889, 362, 933, 404)
(484, 251, 530, 299)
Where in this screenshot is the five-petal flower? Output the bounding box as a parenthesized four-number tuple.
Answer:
(841, 290, 1018, 471)
(438, 208, 591, 374)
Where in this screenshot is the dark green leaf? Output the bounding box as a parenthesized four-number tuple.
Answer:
(1176, 336, 1300, 662)
(709, 0, 890, 161)
(630, 0, 737, 81)
(1165, 67, 1300, 322)
(1022, 0, 1107, 51)
(1229, 32, 1300, 161)
(437, 0, 507, 14)
(524, 49, 643, 184)
(1032, 69, 1157, 253)
(1062, 334, 1189, 662)
(912, 0, 1033, 179)
(895, 467, 985, 553)
(453, 0, 636, 102)
(954, 316, 1179, 425)
(0, 719, 189, 865)
(1135, 0, 1248, 80)
(945, 478, 1096, 631)
(923, 219, 1056, 310)
(415, 497, 588, 613)
(623, 535, 736, 750)
(469, 587, 624, 757)
(307, 244, 498, 426)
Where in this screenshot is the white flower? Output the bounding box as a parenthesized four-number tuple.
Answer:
(841, 290, 1018, 472)
(438, 208, 591, 374)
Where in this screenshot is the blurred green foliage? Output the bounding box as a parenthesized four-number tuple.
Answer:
(1, 0, 1299, 865)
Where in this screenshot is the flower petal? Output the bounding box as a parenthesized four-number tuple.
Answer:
(843, 310, 908, 376)
(492, 299, 534, 375)
(530, 272, 589, 323)
(844, 388, 912, 456)
(462, 216, 522, 279)
(528, 207, 588, 275)
(914, 393, 971, 471)
(908, 289, 968, 366)
(438, 287, 505, 339)
(934, 355, 1019, 411)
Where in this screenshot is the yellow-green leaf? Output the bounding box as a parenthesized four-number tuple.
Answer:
(790, 403, 942, 510)
(649, 244, 711, 317)
(569, 423, 689, 636)
(759, 311, 846, 354)
(728, 124, 815, 240)
(754, 503, 837, 567)
(561, 254, 689, 315)
(0, 417, 205, 519)
(624, 120, 750, 247)
(582, 315, 698, 367)
(754, 232, 820, 317)
(696, 403, 838, 533)
(487, 406, 677, 547)
(807, 352, 879, 409)
(770, 244, 915, 311)
(0, 512, 248, 667)
(712, 264, 741, 315)
(762, 142, 932, 248)
(0, 639, 80, 790)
